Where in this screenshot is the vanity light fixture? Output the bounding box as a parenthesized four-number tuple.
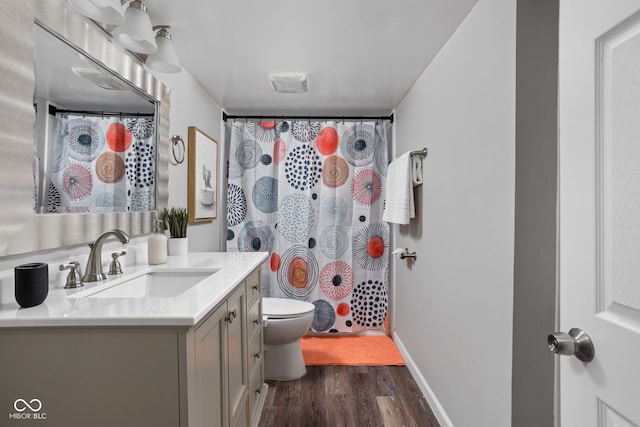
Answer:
(65, 0, 125, 25)
(112, 0, 157, 54)
(146, 26, 182, 74)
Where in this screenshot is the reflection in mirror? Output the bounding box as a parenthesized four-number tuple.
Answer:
(33, 23, 158, 214)
(0, 1, 169, 257)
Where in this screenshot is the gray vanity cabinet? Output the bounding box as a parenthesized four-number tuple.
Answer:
(0, 267, 266, 427)
(245, 269, 267, 427)
(0, 327, 183, 427)
(192, 282, 248, 427)
(192, 303, 226, 427)
(186, 268, 266, 427)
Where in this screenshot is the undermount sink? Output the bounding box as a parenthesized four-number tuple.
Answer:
(71, 269, 219, 299)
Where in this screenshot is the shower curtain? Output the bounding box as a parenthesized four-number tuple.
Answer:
(226, 120, 390, 333)
(44, 113, 155, 213)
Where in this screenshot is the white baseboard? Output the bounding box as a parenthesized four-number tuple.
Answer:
(392, 332, 454, 427)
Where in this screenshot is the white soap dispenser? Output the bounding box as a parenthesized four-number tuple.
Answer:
(148, 218, 168, 265)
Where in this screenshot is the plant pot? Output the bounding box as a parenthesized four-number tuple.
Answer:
(168, 237, 188, 256)
(200, 188, 215, 207)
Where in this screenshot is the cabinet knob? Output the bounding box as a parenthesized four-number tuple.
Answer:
(255, 387, 262, 394)
(252, 284, 259, 291)
(226, 309, 238, 323)
(253, 318, 260, 325)
(254, 352, 261, 359)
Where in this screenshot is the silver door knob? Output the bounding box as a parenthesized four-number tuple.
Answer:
(547, 328, 594, 362)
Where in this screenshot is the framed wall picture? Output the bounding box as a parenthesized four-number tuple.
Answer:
(188, 126, 217, 222)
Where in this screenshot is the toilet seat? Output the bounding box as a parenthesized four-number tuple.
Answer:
(263, 297, 314, 319)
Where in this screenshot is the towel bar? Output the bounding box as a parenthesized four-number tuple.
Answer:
(408, 148, 426, 187)
(410, 147, 428, 158)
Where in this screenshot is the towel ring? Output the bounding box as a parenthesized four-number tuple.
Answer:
(170, 135, 185, 165)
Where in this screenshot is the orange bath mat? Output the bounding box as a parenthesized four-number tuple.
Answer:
(300, 335, 405, 366)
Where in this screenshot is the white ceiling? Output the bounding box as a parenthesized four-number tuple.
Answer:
(145, 0, 479, 117)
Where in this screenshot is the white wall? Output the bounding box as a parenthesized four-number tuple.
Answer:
(152, 69, 224, 252)
(392, 0, 516, 425)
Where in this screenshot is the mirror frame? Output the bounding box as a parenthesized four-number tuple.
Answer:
(0, 1, 170, 257)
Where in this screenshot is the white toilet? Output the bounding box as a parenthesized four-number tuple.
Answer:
(262, 297, 315, 381)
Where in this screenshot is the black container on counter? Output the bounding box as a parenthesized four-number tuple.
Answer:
(15, 263, 49, 308)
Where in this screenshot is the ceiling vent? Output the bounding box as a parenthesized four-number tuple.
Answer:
(71, 67, 130, 90)
(268, 72, 309, 94)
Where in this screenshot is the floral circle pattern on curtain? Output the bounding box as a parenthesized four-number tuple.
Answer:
(46, 113, 155, 213)
(227, 120, 389, 333)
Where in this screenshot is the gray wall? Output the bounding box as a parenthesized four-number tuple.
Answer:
(511, 0, 559, 425)
(393, 0, 517, 425)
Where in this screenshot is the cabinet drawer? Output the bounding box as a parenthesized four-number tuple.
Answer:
(247, 299, 262, 340)
(248, 331, 263, 376)
(246, 268, 261, 307)
(248, 362, 264, 421)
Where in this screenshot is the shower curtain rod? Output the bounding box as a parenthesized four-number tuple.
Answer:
(48, 105, 154, 118)
(222, 112, 394, 124)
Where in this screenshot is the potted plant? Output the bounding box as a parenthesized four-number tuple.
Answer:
(163, 207, 189, 255)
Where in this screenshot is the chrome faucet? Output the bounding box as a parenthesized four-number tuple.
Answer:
(82, 229, 130, 282)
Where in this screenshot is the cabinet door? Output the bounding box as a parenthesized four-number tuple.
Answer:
(0, 328, 181, 427)
(226, 284, 249, 427)
(195, 304, 227, 427)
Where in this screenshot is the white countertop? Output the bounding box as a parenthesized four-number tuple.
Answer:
(0, 252, 268, 328)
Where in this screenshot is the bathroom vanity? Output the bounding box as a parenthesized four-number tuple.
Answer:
(0, 252, 268, 427)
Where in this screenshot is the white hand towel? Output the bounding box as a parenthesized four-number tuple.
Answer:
(382, 152, 415, 224)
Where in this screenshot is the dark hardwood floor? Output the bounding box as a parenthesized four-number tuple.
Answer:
(258, 365, 440, 427)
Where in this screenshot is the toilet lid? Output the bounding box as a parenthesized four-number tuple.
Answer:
(263, 297, 315, 319)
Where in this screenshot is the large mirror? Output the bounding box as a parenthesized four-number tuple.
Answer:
(33, 23, 158, 215)
(0, 1, 170, 256)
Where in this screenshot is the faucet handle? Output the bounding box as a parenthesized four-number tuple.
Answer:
(59, 261, 83, 289)
(108, 251, 126, 276)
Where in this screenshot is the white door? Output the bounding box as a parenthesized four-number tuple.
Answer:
(557, 0, 640, 425)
